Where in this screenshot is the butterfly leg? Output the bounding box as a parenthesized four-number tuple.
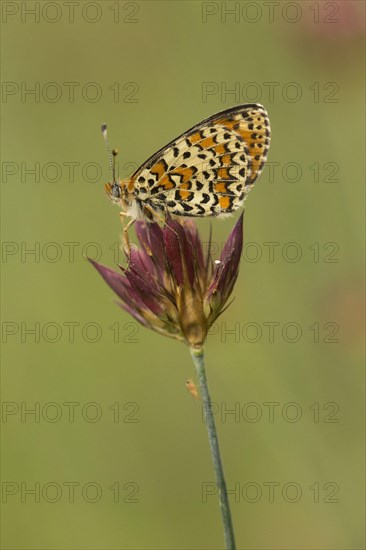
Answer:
(119, 212, 135, 256)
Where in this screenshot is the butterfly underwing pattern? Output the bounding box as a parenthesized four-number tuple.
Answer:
(104, 103, 271, 223)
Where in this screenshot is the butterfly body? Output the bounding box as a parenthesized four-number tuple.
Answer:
(105, 104, 271, 223)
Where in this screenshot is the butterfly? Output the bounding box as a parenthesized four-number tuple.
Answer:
(102, 103, 270, 245)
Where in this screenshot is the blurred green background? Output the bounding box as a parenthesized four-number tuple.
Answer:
(1, 1, 365, 548)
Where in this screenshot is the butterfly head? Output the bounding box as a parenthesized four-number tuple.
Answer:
(105, 175, 134, 200)
(105, 180, 122, 202)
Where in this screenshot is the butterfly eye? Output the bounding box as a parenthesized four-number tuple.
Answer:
(111, 183, 121, 198)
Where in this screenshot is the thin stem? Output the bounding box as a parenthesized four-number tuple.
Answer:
(190, 347, 236, 550)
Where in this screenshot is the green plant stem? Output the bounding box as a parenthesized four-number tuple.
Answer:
(190, 347, 236, 550)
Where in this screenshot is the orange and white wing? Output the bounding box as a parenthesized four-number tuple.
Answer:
(130, 104, 271, 217)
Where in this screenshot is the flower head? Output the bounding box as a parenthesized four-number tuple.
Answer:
(90, 214, 243, 348)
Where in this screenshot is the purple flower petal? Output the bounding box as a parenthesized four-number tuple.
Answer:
(220, 213, 244, 266)
(184, 219, 205, 276)
(89, 259, 130, 300)
(163, 217, 195, 287)
(135, 221, 165, 269)
(207, 213, 244, 302)
(129, 244, 155, 275)
(115, 301, 151, 329)
(124, 267, 164, 316)
(89, 259, 158, 315)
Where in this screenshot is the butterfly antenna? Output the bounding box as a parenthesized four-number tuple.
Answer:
(113, 148, 119, 182)
(101, 123, 118, 183)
